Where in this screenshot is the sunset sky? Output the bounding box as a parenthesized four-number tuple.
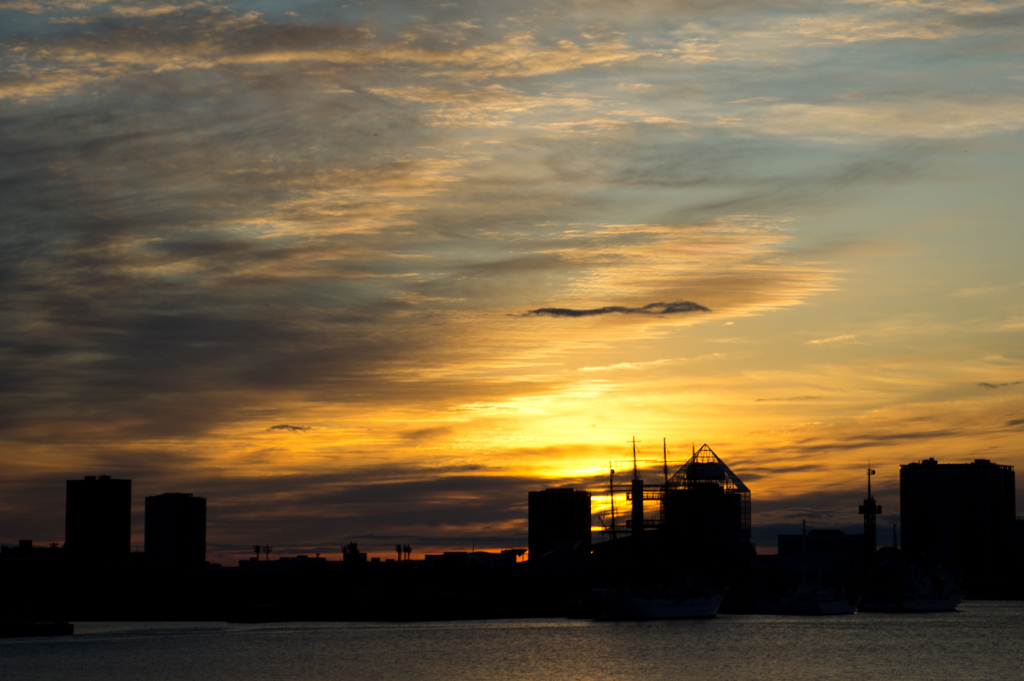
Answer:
(2, 0, 1022, 564)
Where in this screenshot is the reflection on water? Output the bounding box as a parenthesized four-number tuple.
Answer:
(3, 601, 1021, 681)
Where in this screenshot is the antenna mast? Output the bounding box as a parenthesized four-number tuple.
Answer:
(662, 438, 669, 486)
(630, 438, 644, 544)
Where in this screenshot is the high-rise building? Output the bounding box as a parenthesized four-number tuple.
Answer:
(144, 493, 206, 568)
(900, 458, 1016, 584)
(528, 487, 591, 560)
(65, 475, 131, 564)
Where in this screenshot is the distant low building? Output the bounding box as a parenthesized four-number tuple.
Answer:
(238, 554, 329, 571)
(776, 528, 864, 581)
(0, 539, 63, 562)
(423, 550, 523, 568)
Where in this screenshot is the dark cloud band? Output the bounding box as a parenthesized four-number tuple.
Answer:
(523, 300, 710, 318)
(978, 380, 1023, 389)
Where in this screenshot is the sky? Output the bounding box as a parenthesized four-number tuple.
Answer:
(1, 0, 1022, 564)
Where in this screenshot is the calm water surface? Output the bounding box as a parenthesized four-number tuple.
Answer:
(3, 601, 1022, 681)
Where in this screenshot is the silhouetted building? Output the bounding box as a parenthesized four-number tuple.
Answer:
(238, 553, 328, 571)
(593, 443, 754, 574)
(145, 493, 206, 568)
(662, 445, 752, 569)
(65, 475, 131, 564)
(900, 458, 1016, 585)
(0, 539, 63, 562)
(528, 487, 591, 560)
(423, 550, 523, 568)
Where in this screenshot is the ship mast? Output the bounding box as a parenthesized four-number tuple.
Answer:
(608, 462, 616, 542)
(662, 438, 669, 486)
(630, 438, 644, 544)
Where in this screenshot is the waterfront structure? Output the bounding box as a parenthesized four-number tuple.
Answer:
(597, 442, 753, 574)
(900, 458, 1016, 584)
(858, 467, 881, 565)
(662, 444, 751, 544)
(144, 493, 206, 568)
(527, 487, 591, 560)
(65, 475, 131, 564)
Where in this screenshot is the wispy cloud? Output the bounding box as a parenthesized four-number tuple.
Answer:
(523, 301, 711, 318)
(977, 380, 1024, 389)
(755, 395, 823, 402)
(807, 334, 857, 345)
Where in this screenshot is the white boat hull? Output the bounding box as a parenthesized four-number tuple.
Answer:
(898, 593, 964, 612)
(780, 584, 857, 615)
(780, 597, 857, 616)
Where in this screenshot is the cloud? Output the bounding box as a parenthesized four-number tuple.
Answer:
(523, 301, 711, 318)
(580, 358, 676, 372)
(978, 380, 1024, 389)
(268, 425, 311, 432)
(755, 396, 823, 402)
(807, 334, 856, 345)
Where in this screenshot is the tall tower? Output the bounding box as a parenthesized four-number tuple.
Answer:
(858, 467, 881, 566)
(65, 475, 131, 564)
(144, 493, 207, 568)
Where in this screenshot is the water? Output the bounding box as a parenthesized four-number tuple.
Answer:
(3, 601, 1021, 681)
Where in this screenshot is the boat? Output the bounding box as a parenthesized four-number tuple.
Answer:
(898, 590, 964, 612)
(779, 520, 858, 615)
(862, 564, 964, 613)
(592, 585, 725, 620)
(900, 563, 964, 611)
(861, 547, 966, 613)
(779, 583, 857, 615)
